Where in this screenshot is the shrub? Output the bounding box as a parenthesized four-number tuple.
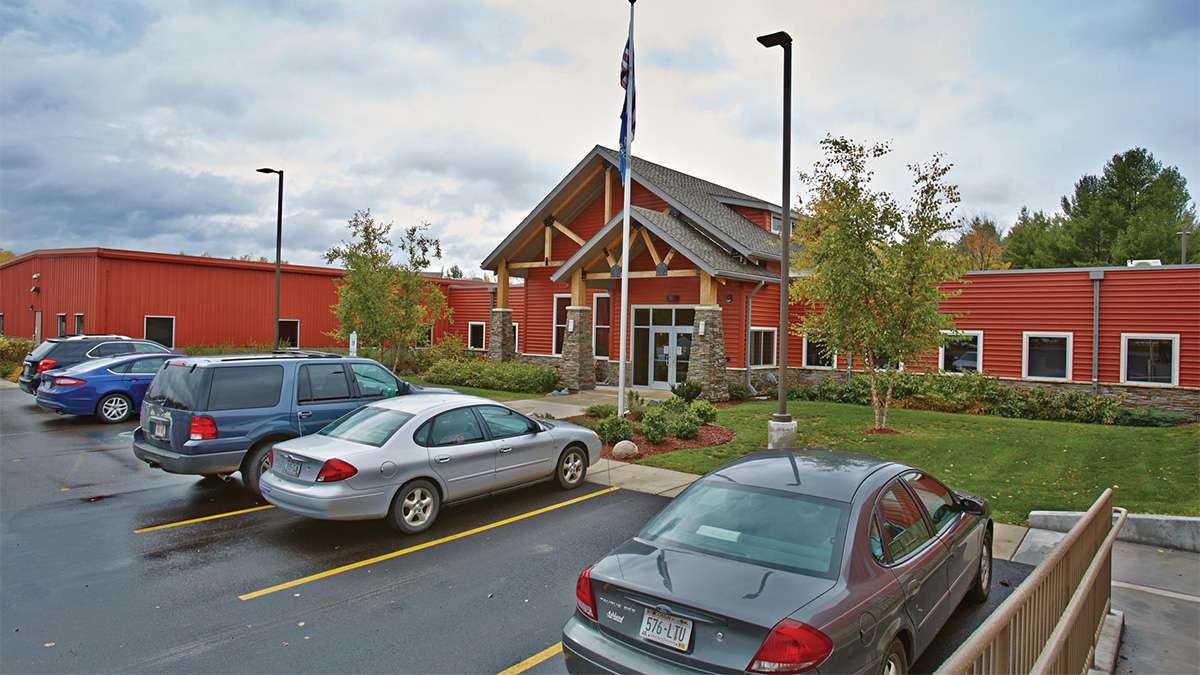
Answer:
(0, 337, 34, 362)
(670, 409, 702, 439)
(670, 380, 703, 402)
(625, 390, 646, 422)
(727, 380, 750, 401)
(584, 403, 617, 419)
(640, 406, 671, 444)
(659, 396, 692, 416)
(1114, 406, 1187, 427)
(691, 399, 719, 425)
(422, 358, 560, 393)
(594, 415, 633, 444)
(401, 334, 471, 374)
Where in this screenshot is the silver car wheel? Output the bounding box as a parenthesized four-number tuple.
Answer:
(884, 654, 902, 675)
(562, 453, 584, 485)
(980, 540, 991, 590)
(101, 396, 129, 421)
(402, 487, 434, 526)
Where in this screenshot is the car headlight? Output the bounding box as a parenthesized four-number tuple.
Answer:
(589, 429, 600, 440)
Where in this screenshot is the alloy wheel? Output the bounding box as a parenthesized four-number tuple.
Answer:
(562, 452, 584, 485)
(101, 396, 129, 421)
(402, 487, 433, 526)
(980, 539, 992, 590)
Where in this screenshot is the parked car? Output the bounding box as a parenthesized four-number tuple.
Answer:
(562, 450, 992, 675)
(36, 352, 179, 423)
(131, 352, 445, 494)
(19, 335, 170, 394)
(952, 351, 978, 372)
(260, 394, 601, 533)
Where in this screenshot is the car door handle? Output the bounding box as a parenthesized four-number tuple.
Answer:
(297, 411, 312, 419)
(499, 447, 513, 454)
(907, 579, 922, 596)
(435, 455, 451, 464)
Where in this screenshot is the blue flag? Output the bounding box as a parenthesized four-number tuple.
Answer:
(618, 15, 635, 180)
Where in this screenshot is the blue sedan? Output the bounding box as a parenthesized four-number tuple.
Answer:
(37, 352, 178, 423)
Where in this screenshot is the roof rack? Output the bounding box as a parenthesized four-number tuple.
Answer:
(271, 350, 342, 358)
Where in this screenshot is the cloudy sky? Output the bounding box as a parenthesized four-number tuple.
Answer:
(2, 0, 1196, 274)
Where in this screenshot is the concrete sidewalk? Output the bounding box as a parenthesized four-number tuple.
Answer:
(507, 386, 674, 420)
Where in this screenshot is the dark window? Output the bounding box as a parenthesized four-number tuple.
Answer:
(74, 314, 84, 335)
(477, 405, 537, 440)
(468, 323, 485, 350)
(144, 317, 175, 348)
(415, 326, 433, 349)
(277, 320, 299, 348)
(652, 308, 672, 326)
(674, 308, 695, 326)
(427, 408, 485, 447)
(1124, 336, 1175, 384)
(593, 295, 610, 358)
(633, 327, 649, 386)
(805, 337, 834, 368)
(298, 364, 352, 402)
(320, 407, 413, 447)
(869, 516, 884, 560)
(128, 357, 169, 374)
(876, 481, 933, 561)
(93, 342, 134, 357)
(0, 314, 5, 336)
(57, 314, 66, 337)
(943, 333, 980, 373)
(1026, 335, 1069, 379)
(511, 323, 519, 353)
(634, 308, 650, 326)
(553, 296, 570, 355)
(208, 365, 284, 410)
(902, 472, 958, 533)
(351, 362, 399, 398)
(750, 329, 775, 367)
(145, 363, 208, 410)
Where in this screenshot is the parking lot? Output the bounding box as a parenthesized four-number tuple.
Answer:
(0, 385, 1030, 674)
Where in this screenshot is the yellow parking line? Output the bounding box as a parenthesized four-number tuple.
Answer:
(134, 505, 275, 533)
(498, 642, 562, 675)
(239, 486, 620, 601)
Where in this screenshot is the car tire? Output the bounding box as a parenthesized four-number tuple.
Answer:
(967, 526, 993, 604)
(96, 393, 134, 424)
(555, 445, 588, 490)
(240, 441, 273, 497)
(881, 638, 907, 675)
(387, 479, 440, 534)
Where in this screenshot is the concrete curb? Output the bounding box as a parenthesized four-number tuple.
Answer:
(1087, 610, 1124, 675)
(1028, 511, 1200, 553)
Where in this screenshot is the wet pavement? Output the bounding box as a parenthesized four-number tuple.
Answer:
(0, 387, 1029, 673)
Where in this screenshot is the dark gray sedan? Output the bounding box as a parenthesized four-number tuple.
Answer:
(562, 450, 992, 675)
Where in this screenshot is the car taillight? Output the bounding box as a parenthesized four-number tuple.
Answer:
(747, 619, 832, 674)
(316, 458, 357, 482)
(575, 565, 597, 621)
(52, 377, 85, 387)
(188, 415, 218, 441)
(36, 359, 58, 373)
(266, 448, 273, 469)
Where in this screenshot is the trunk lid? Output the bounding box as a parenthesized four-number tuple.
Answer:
(268, 434, 375, 484)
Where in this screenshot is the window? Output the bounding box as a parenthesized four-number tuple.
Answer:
(351, 362, 400, 398)
(415, 325, 433, 349)
(320, 407, 414, 447)
(511, 322, 520, 353)
(128, 357, 169, 374)
(57, 314, 66, 337)
(770, 214, 781, 234)
(74, 314, 84, 335)
(876, 481, 933, 562)
(803, 335, 834, 369)
(207, 365, 284, 410)
(749, 328, 776, 367)
(869, 517, 884, 561)
(134, 341, 169, 353)
(277, 320, 299, 348)
(0, 314, 4, 336)
(90, 341, 135, 357)
(423, 407, 486, 447)
(940, 330, 982, 374)
(1023, 332, 1072, 381)
(298, 364, 352, 402)
(902, 472, 958, 534)
(144, 316, 175, 348)
(467, 321, 486, 351)
(593, 294, 611, 359)
(1121, 333, 1178, 386)
(552, 294, 571, 355)
(477, 405, 538, 440)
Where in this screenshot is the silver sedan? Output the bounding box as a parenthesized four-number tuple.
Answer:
(260, 394, 602, 533)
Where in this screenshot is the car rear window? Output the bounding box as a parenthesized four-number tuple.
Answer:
(30, 341, 59, 359)
(319, 407, 414, 447)
(639, 481, 850, 579)
(145, 363, 209, 410)
(207, 365, 284, 411)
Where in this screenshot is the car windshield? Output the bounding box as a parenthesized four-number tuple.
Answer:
(144, 363, 207, 410)
(639, 481, 851, 578)
(319, 407, 414, 447)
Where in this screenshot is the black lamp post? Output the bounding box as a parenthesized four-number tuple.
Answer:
(757, 30, 793, 425)
(257, 167, 284, 349)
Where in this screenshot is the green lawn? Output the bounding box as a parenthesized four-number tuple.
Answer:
(639, 399, 1200, 525)
(403, 377, 539, 402)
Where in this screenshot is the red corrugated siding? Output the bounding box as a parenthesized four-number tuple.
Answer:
(1095, 269, 1199, 387)
(0, 252, 97, 340)
(731, 205, 772, 232)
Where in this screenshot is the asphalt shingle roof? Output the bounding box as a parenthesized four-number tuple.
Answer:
(628, 207, 773, 280)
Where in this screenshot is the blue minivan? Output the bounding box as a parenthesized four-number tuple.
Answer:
(132, 352, 447, 494)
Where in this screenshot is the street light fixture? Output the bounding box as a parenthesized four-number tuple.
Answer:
(758, 30, 796, 447)
(257, 167, 284, 349)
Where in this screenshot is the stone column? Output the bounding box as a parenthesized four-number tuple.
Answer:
(690, 306, 729, 401)
(560, 306, 595, 391)
(487, 308, 515, 362)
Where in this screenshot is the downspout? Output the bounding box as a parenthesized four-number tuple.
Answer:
(1090, 270, 1103, 393)
(745, 281, 766, 393)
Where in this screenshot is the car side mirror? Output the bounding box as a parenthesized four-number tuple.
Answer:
(958, 496, 986, 516)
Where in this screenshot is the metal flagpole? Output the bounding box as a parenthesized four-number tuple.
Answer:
(616, 0, 635, 417)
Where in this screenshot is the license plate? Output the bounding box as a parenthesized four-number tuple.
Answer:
(283, 456, 302, 477)
(152, 422, 167, 438)
(638, 608, 692, 652)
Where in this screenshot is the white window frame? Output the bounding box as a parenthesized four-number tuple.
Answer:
(56, 313, 67, 337)
(552, 293, 571, 356)
(511, 322, 520, 354)
(277, 318, 301, 348)
(467, 321, 486, 351)
(939, 329, 984, 375)
(593, 293, 611, 361)
(74, 313, 84, 336)
(749, 327, 778, 368)
(415, 325, 434, 349)
(1119, 333, 1179, 387)
(1022, 331, 1073, 382)
(801, 334, 835, 370)
(143, 315, 177, 349)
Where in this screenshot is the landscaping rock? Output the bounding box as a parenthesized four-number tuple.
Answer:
(612, 440, 639, 459)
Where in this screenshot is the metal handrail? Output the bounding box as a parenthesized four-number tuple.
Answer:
(937, 489, 1121, 674)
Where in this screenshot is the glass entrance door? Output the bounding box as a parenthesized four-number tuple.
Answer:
(649, 329, 693, 389)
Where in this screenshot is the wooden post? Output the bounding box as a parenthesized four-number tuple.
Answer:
(544, 226, 552, 265)
(496, 259, 509, 309)
(570, 268, 586, 306)
(604, 167, 613, 223)
(700, 271, 717, 306)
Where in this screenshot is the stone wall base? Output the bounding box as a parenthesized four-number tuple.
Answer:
(559, 306, 594, 391)
(486, 308, 515, 362)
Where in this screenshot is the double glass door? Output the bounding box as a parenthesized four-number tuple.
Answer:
(650, 329, 692, 389)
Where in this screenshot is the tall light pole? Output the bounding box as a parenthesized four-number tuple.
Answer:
(758, 30, 796, 448)
(257, 167, 284, 349)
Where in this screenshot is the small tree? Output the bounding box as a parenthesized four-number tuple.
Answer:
(955, 216, 1010, 270)
(791, 136, 964, 430)
(446, 264, 464, 279)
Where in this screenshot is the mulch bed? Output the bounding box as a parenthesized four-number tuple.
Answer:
(563, 415, 735, 461)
